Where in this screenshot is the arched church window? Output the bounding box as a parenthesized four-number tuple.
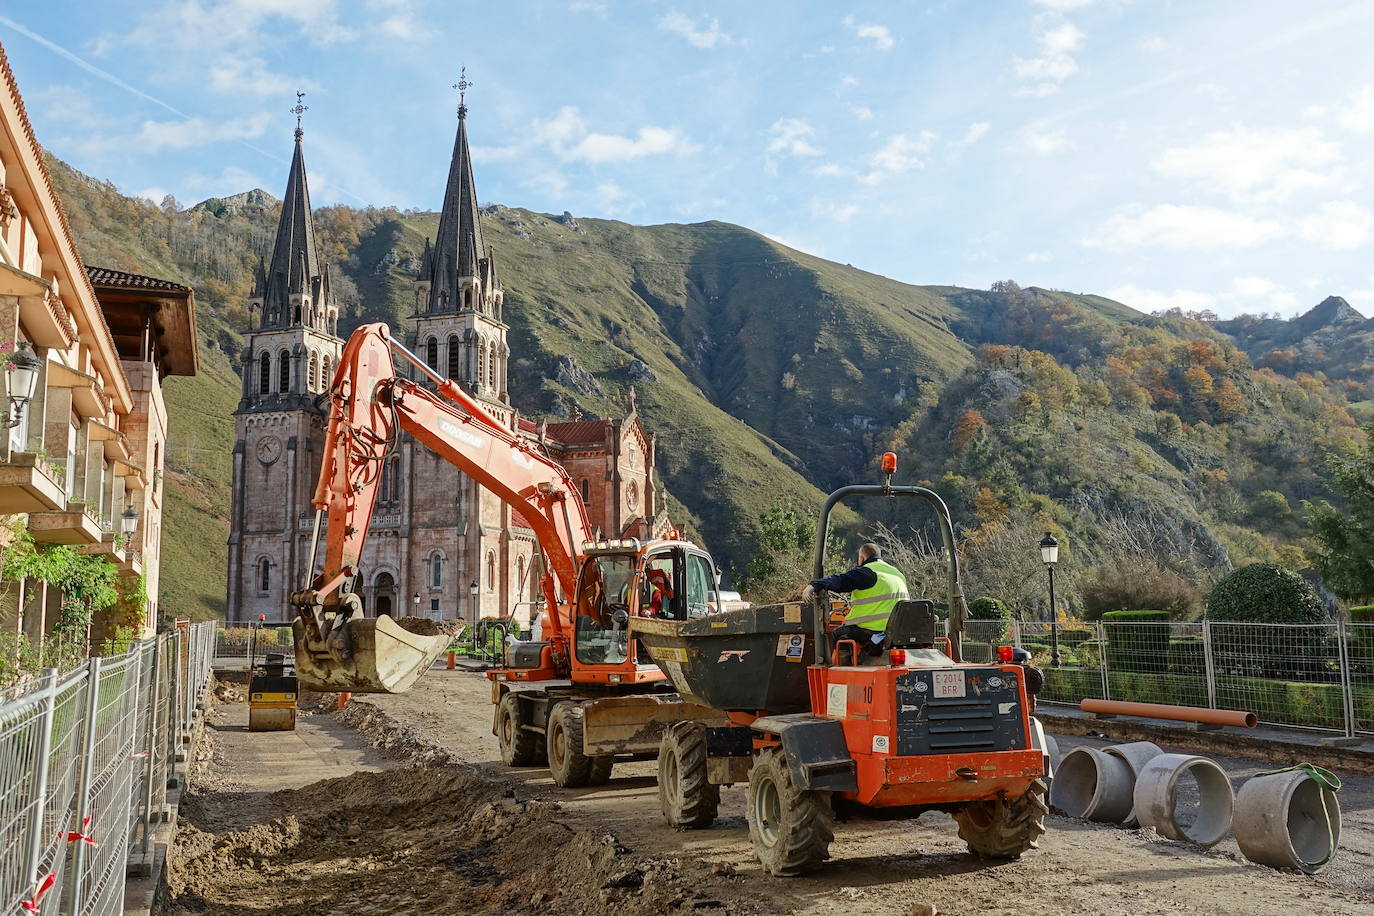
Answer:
(478, 342, 487, 390)
(447, 336, 461, 380)
(517, 556, 526, 593)
(489, 349, 496, 391)
(432, 553, 443, 588)
(293, 303, 301, 323)
(279, 350, 290, 393)
(486, 551, 496, 591)
(309, 351, 319, 391)
(259, 353, 271, 395)
(321, 356, 332, 389)
(426, 337, 438, 370)
(259, 557, 270, 593)
(580, 479, 590, 504)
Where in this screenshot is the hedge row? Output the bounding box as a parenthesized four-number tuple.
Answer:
(1042, 666, 1374, 730)
(1101, 610, 1169, 673)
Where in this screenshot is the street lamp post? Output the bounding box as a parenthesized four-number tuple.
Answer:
(412, 592, 420, 618)
(469, 579, 480, 623)
(1040, 532, 1061, 668)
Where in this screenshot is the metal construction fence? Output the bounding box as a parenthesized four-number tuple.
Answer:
(956, 618, 1374, 738)
(0, 621, 214, 916)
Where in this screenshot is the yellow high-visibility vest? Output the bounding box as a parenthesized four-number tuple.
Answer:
(845, 559, 909, 632)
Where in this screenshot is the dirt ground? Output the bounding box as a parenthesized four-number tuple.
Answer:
(164, 670, 1374, 916)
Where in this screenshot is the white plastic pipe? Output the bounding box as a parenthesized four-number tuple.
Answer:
(1133, 753, 1234, 847)
(1234, 769, 1341, 874)
(1104, 742, 1165, 828)
(1050, 746, 1135, 823)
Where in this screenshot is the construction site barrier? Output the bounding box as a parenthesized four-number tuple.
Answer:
(1050, 746, 1135, 823)
(0, 622, 215, 915)
(1132, 753, 1234, 847)
(1233, 766, 1342, 874)
(1103, 742, 1165, 827)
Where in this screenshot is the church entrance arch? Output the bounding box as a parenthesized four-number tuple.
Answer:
(374, 572, 396, 617)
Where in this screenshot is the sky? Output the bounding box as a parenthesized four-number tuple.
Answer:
(3, 0, 1374, 319)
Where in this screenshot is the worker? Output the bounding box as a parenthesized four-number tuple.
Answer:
(809, 542, 909, 656)
(641, 567, 674, 618)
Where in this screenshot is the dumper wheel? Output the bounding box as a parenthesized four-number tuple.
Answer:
(747, 746, 833, 876)
(547, 703, 593, 787)
(954, 779, 1049, 859)
(658, 722, 719, 829)
(497, 692, 540, 766)
(588, 755, 615, 786)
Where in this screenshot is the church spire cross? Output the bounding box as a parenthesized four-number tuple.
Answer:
(453, 67, 473, 117)
(291, 90, 308, 139)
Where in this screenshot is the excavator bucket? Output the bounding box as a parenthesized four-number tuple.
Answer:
(292, 613, 451, 694)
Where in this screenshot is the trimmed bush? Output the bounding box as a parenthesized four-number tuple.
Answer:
(1167, 636, 1204, 676)
(1205, 563, 1324, 623)
(1102, 609, 1169, 674)
(967, 597, 1010, 641)
(1059, 627, 1093, 648)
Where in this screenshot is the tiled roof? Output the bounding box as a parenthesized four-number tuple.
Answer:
(86, 266, 191, 293)
(544, 419, 610, 445)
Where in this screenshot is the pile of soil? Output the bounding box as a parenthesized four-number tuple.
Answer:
(162, 761, 743, 915)
(391, 616, 461, 636)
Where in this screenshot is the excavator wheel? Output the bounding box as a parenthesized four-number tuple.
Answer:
(746, 746, 833, 876)
(547, 703, 595, 788)
(954, 778, 1049, 859)
(658, 721, 719, 829)
(496, 692, 541, 766)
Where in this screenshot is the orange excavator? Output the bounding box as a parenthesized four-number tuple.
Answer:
(290, 323, 724, 783)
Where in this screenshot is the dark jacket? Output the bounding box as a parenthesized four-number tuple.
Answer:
(810, 557, 880, 594)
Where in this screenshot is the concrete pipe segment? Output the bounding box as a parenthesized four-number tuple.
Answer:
(1050, 746, 1135, 823)
(1104, 742, 1165, 828)
(1233, 767, 1342, 874)
(1132, 753, 1234, 847)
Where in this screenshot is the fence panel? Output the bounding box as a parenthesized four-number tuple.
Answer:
(1209, 622, 1345, 732)
(0, 622, 215, 916)
(1345, 623, 1374, 735)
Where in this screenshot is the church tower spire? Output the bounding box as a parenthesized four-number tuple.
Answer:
(251, 91, 334, 333)
(417, 68, 501, 317)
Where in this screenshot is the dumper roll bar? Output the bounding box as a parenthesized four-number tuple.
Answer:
(810, 484, 968, 664)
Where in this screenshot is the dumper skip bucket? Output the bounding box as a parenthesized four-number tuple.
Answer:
(293, 614, 451, 693)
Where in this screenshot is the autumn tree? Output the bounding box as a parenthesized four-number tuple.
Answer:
(952, 409, 988, 452)
(1307, 426, 1374, 603)
(1212, 378, 1247, 421)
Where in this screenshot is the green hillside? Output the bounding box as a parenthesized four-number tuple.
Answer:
(43, 155, 1364, 620)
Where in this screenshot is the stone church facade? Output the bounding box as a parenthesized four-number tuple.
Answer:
(226, 101, 667, 625)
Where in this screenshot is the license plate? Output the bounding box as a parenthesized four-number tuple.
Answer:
(933, 670, 966, 698)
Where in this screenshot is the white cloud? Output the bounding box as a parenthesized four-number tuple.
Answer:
(119, 0, 355, 50)
(500, 106, 696, 164)
(1140, 35, 1169, 53)
(1022, 126, 1069, 154)
(767, 118, 821, 157)
(840, 74, 859, 88)
(568, 0, 608, 15)
(1153, 127, 1341, 203)
(852, 105, 874, 121)
(1086, 204, 1284, 250)
(1337, 85, 1374, 133)
(528, 170, 570, 198)
(1106, 284, 1215, 313)
(207, 56, 298, 97)
(1031, 0, 1097, 8)
(133, 186, 173, 206)
(843, 16, 894, 51)
(182, 164, 269, 199)
(659, 10, 735, 48)
(595, 181, 638, 216)
(1024, 252, 1051, 263)
(1232, 276, 1277, 298)
(960, 121, 991, 146)
(1299, 201, 1374, 250)
(1014, 13, 1085, 95)
(862, 132, 935, 184)
(134, 114, 271, 152)
(812, 199, 860, 222)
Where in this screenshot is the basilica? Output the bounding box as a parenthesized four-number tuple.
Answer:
(225, 96, 668, 625)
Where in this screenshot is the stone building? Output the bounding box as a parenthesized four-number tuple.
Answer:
(0, 43, 196, 639)
(226, 99, 667, 626)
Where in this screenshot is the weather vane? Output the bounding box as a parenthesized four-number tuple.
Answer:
(453, 67, 473, 114)
(291, 90, 308, 137)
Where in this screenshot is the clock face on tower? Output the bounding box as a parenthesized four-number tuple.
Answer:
(256, 435, 282, 465)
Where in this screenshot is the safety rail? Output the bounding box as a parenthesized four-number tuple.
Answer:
(956, 618, 1374, 739)
(0, 621, 215, 915)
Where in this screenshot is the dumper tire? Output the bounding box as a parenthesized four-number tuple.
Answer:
(588, 755, 615, 786)
(547, 703, 594, 788)
(658, 722, 719, 828)
(746, 746, 833, 876)
(497, 692, 540, 767)
(954, 778, 1049, 859)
